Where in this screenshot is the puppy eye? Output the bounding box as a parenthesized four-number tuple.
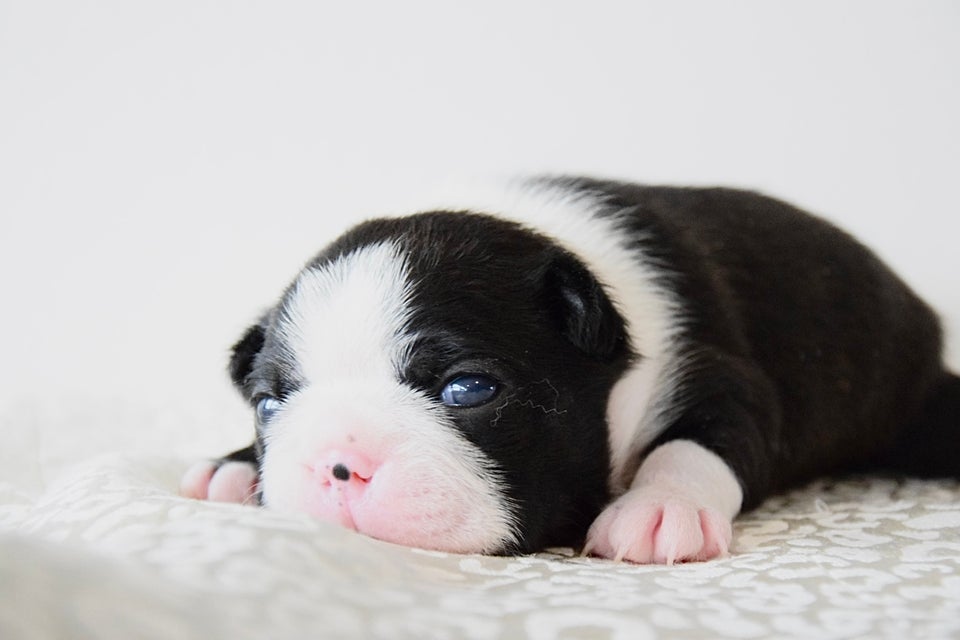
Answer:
(441, 375, 500, 407)
(255, 396, 282, 423)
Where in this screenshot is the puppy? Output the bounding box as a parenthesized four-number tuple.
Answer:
(181, 176, 959, 564)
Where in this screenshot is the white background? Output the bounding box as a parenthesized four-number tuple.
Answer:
(1, 0, 958, 422)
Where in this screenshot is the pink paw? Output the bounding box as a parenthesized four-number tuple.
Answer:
(584, 489, 732, 565)
(179, 460, 259, 504)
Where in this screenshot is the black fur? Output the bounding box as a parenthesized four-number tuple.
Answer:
(223, 178, 959, 553)
(229, 322, 266, 389)
(562, 178, 955, 508)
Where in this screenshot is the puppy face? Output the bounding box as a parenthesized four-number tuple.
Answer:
(231, 212, 632, 553)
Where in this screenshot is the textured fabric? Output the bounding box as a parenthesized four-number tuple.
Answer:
(2, 399, 959, 639)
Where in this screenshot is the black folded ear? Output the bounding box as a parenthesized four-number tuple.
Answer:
(229, 319, 267, 390)
(544, 253, 627, 360)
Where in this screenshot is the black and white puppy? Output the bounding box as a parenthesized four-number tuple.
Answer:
(181, 176, 959, 564)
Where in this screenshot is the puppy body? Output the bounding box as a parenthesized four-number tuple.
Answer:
(182, 177, 959, 563)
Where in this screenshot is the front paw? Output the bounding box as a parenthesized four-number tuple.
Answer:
(583, 488, 732, 565)
(179, 460, 259, 504)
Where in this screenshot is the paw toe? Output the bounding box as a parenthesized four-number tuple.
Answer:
(179, 460, 217, 499)
(207, 461, 259, 503)
(653, 501, 704, 564)
(697, 508, 733, 560)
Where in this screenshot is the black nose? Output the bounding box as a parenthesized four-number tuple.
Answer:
(331, 463, 351, 481)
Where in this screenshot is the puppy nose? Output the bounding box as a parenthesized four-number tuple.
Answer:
(318, 450, 377, 485)
(331, 463, 352, 481)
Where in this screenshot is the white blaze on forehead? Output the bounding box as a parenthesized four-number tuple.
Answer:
(278, 242, 414, 383)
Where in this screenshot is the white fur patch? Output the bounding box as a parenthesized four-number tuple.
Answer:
(277, 242, 415, 384)
(629, 440, 742, 517)
(262, 243, 518, 552)
(400, 180, 685, 491)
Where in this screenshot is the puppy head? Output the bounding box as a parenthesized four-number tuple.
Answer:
(230, 212, 631, 553)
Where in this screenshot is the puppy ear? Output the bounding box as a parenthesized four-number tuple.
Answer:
(229, 320, 267, 389)
(544, 253, 626, 359)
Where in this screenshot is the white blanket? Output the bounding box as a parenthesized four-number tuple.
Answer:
(2, 396, 959, 639)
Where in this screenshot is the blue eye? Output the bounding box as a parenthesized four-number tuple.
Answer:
(441, 375, 500, 407)
(256, 396, 282, 423)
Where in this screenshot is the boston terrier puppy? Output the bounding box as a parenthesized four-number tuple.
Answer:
(181, 176, 959, 564)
